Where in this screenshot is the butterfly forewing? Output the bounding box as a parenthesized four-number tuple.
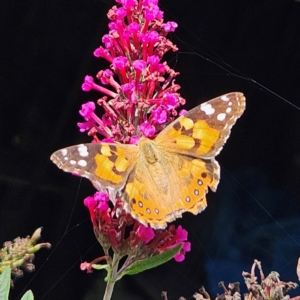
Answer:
(155, 92, 246, 158)
(50, 143, 138, 194)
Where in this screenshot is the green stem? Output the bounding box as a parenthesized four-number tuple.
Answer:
(103, 280, 115, 300)
(102, 254, 120, 300)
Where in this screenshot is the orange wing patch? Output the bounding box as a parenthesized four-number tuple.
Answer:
(160, 117, 220, 155)
(192, 120, 220, 155)
(94, 144, 135, 186)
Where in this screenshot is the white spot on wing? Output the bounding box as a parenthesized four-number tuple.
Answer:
(78, 144, 89, 157)
(200, 103, 215, 115)
(78, 159, 87, 167)
(61, 149, 68, 156)
(226, 107, 232, 113)
(70, 160, 76, 165)
(64, 157, 69, 161)
(217, 113, 226, 121)
(228, 101, 233, 106)
(221, 95, 229, 101)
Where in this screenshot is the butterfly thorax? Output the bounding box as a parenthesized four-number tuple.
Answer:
(138, 137, 170, 193)
(138, 136, 159, 164)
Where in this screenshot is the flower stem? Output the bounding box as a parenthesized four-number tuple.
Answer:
(103, 280, 115, 300)
(102, 254, 120, 300)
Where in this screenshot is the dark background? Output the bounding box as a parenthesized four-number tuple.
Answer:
(1, 0, 300, 299)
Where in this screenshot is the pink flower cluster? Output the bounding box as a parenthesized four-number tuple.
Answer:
(77, 0, 191, 265)
(82, 192, 191, 263)
(78, 0, 185, 144)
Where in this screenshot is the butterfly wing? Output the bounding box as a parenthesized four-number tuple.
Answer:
(50, 92, 245, 229)
(155, 92, 246, 158)
(175, 154, 219, 212)
(118, 151, 220, 229)
(131, 92, 245, 227)
(50, 143, 138, 200)
(121, 167, 171, 228)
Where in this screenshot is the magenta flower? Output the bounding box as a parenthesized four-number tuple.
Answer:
(128, 22, 140, 34)
(77, 120, 95, 133)
(132, 59, 147, 71)
(179, 109, 188, 116)
(148, 55, 165, 72)
(79, 101, 95, 119)
(93, 46, 112, 62)
(94, 192, 109, 211)
(174, 225, 188, 242)
(162, 21, 178, 33)
(82, 192, 189, 263)
(174, 242, 191, 262)
(82, 75, 118, 97)
(99, 69, 113, 85)
(78, 0, 190, 258)
(129, 135, 139, 144)
(161, 92, 178, 110)
(151, 106, 167, 124)
(102, 34, 113, 49)
(77, 0, 184, 144)
(139, 121, 155, 137)
(112, 56, 128, 71)
(136, 225, 155, 243)
(71, 0, 191, 296)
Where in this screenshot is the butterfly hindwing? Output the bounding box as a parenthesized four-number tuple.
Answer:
(155, 92, 246, 158)
(175, 155, 220, 213)
(122, 170, 172, 228)
(120, 151, 220, 229)
(50, 143, 138, 193)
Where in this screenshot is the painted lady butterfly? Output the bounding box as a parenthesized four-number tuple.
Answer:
(51, 92, 245, 229)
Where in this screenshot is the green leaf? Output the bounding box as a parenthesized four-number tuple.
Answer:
(0, 267, 11, 300)
(118, 244, 182, 279)
(21, 290, 34, 300)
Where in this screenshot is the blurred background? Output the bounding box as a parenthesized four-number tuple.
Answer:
(1, 0, 300, 299)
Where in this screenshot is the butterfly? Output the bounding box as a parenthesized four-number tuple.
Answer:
(51, 92, 246, 229)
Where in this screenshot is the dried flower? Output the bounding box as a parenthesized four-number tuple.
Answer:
(242, 259, 298, 300)
(0, 228, 51, 283)
(163, 260, 300, 300)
